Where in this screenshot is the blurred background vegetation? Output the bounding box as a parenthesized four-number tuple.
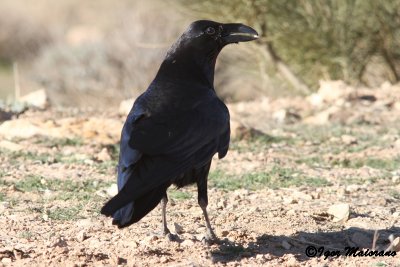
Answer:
(0, 0, 399, 106)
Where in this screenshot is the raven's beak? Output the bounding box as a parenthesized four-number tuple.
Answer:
(221, 23, 259, 44)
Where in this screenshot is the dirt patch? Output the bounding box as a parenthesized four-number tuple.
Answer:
(1, 84, 400, 266)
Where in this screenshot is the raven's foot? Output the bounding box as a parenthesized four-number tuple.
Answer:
(201, 231, 219, 245)
(159, 228, 179, 241)
(165, 232, 179, 242)
(162, 227, 171, 236)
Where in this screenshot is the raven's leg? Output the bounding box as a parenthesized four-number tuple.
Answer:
(197, 177, 218, 242)
(161, 193, 170, 235)
(160, 193, 179, 241)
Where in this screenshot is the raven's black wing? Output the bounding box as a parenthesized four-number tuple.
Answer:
(101, 89, 230, 226)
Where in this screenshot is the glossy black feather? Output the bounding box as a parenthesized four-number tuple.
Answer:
(101, 20, 257, 228)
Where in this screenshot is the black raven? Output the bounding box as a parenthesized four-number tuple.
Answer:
(101, 20, 258, 241)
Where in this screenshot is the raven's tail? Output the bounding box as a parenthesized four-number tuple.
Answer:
(101, 181, 171, 228)
(101, 154, 191, 227)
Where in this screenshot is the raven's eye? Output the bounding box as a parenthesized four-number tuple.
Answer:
(205, 27, 215, 35)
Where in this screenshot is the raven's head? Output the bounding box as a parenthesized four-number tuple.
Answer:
(183, 20, 258, 47)
(159, 20, 259, 85)
(167, 20, 259, 59)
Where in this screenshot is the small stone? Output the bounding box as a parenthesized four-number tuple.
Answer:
(281, 240, 291, 250)
(392, 212, 400, 218)
(345, 218, 370, 229)
(19, 89, 48, 109)
(128, 240, 139, 248)
(119, 98, 135, 116)
(308, 93, 323, 107)
(293, 191, 312, 201)
(370, 211, 376, 217)
(8, 184, 17, 192)
(286, 255, 297, 266)
(2, 258, 12, 264)
(327, 203, 350, 222)
(95, 148, 111, 162)
(303, 106, 340, 125)
(394, 139, 400, 149)
(0, 119, 42, 139)
(392, 237, 400, 252)
(52, 237, 68, 248)
(196, 225, 206, 234)
(106, 184, 118, 197)
(392, 175, 400, 183)
(142, 235, 158, 245)
(160, 256, 168, 263)
(283, 197, 297, 204)
(229, 119, 242, 139)
(76, 231, 87, 242)
(0, 140, 23, 152)
(255, 254, 266, 262)
(13, 249, 23, 260)
(217, 199, 227, 209)
(219, 230, 229, 237)
(249, 206, 260, 213)
(287, 209, 296, 216)
(173, 223, 184, 234)
(273, 109, 287, 124)
(341, 135, 358, 145)
(345, 184, 360, 193)
(181, 239, 195, 247)
(317, 80, 348, 102)
(375, 197, 387, 206)
(0, 203, 7, 214)
(75, 218, 95, 228)
(84, 159, 94, 165)
(311, 192, 320, 199)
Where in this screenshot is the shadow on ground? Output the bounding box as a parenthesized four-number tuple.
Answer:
(210, 227, 400, 263)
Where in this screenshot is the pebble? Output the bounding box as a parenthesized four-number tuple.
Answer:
(0, 140, 23, 152)
(281, 240, 291, 250)
(75, 218, 95, 228)
(341, 135, 358, 145)
(345, 184, 360, 193)
(95, 148, 111, 162)
(283, 197, 297, 205)
(160, 256, 168, 263)
(219, 230, 229, 237)
(327, 203, 350, 222)
(217, 199, 227, 209)
(20, 89, 48, 109)
(141, 235, 158, 245)
(181, 239, 195, 247)
(392, 237, 400, 252)
(375, 197, 387, 206)
(1, 258, 12, 264)
(76, 230, 87, 242)
(248, 207, 260, 213)
(395, 139, 400, 149)
(173, 223, 184, 234)
(106, 184, 118, 197)
(286, 255, 297, 266)
(84, 159, 94, 165)
(287, 209, 296, 216)
(293, 191, 312, 201)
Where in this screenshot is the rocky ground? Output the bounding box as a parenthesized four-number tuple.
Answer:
(0, 81, 400, 266)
